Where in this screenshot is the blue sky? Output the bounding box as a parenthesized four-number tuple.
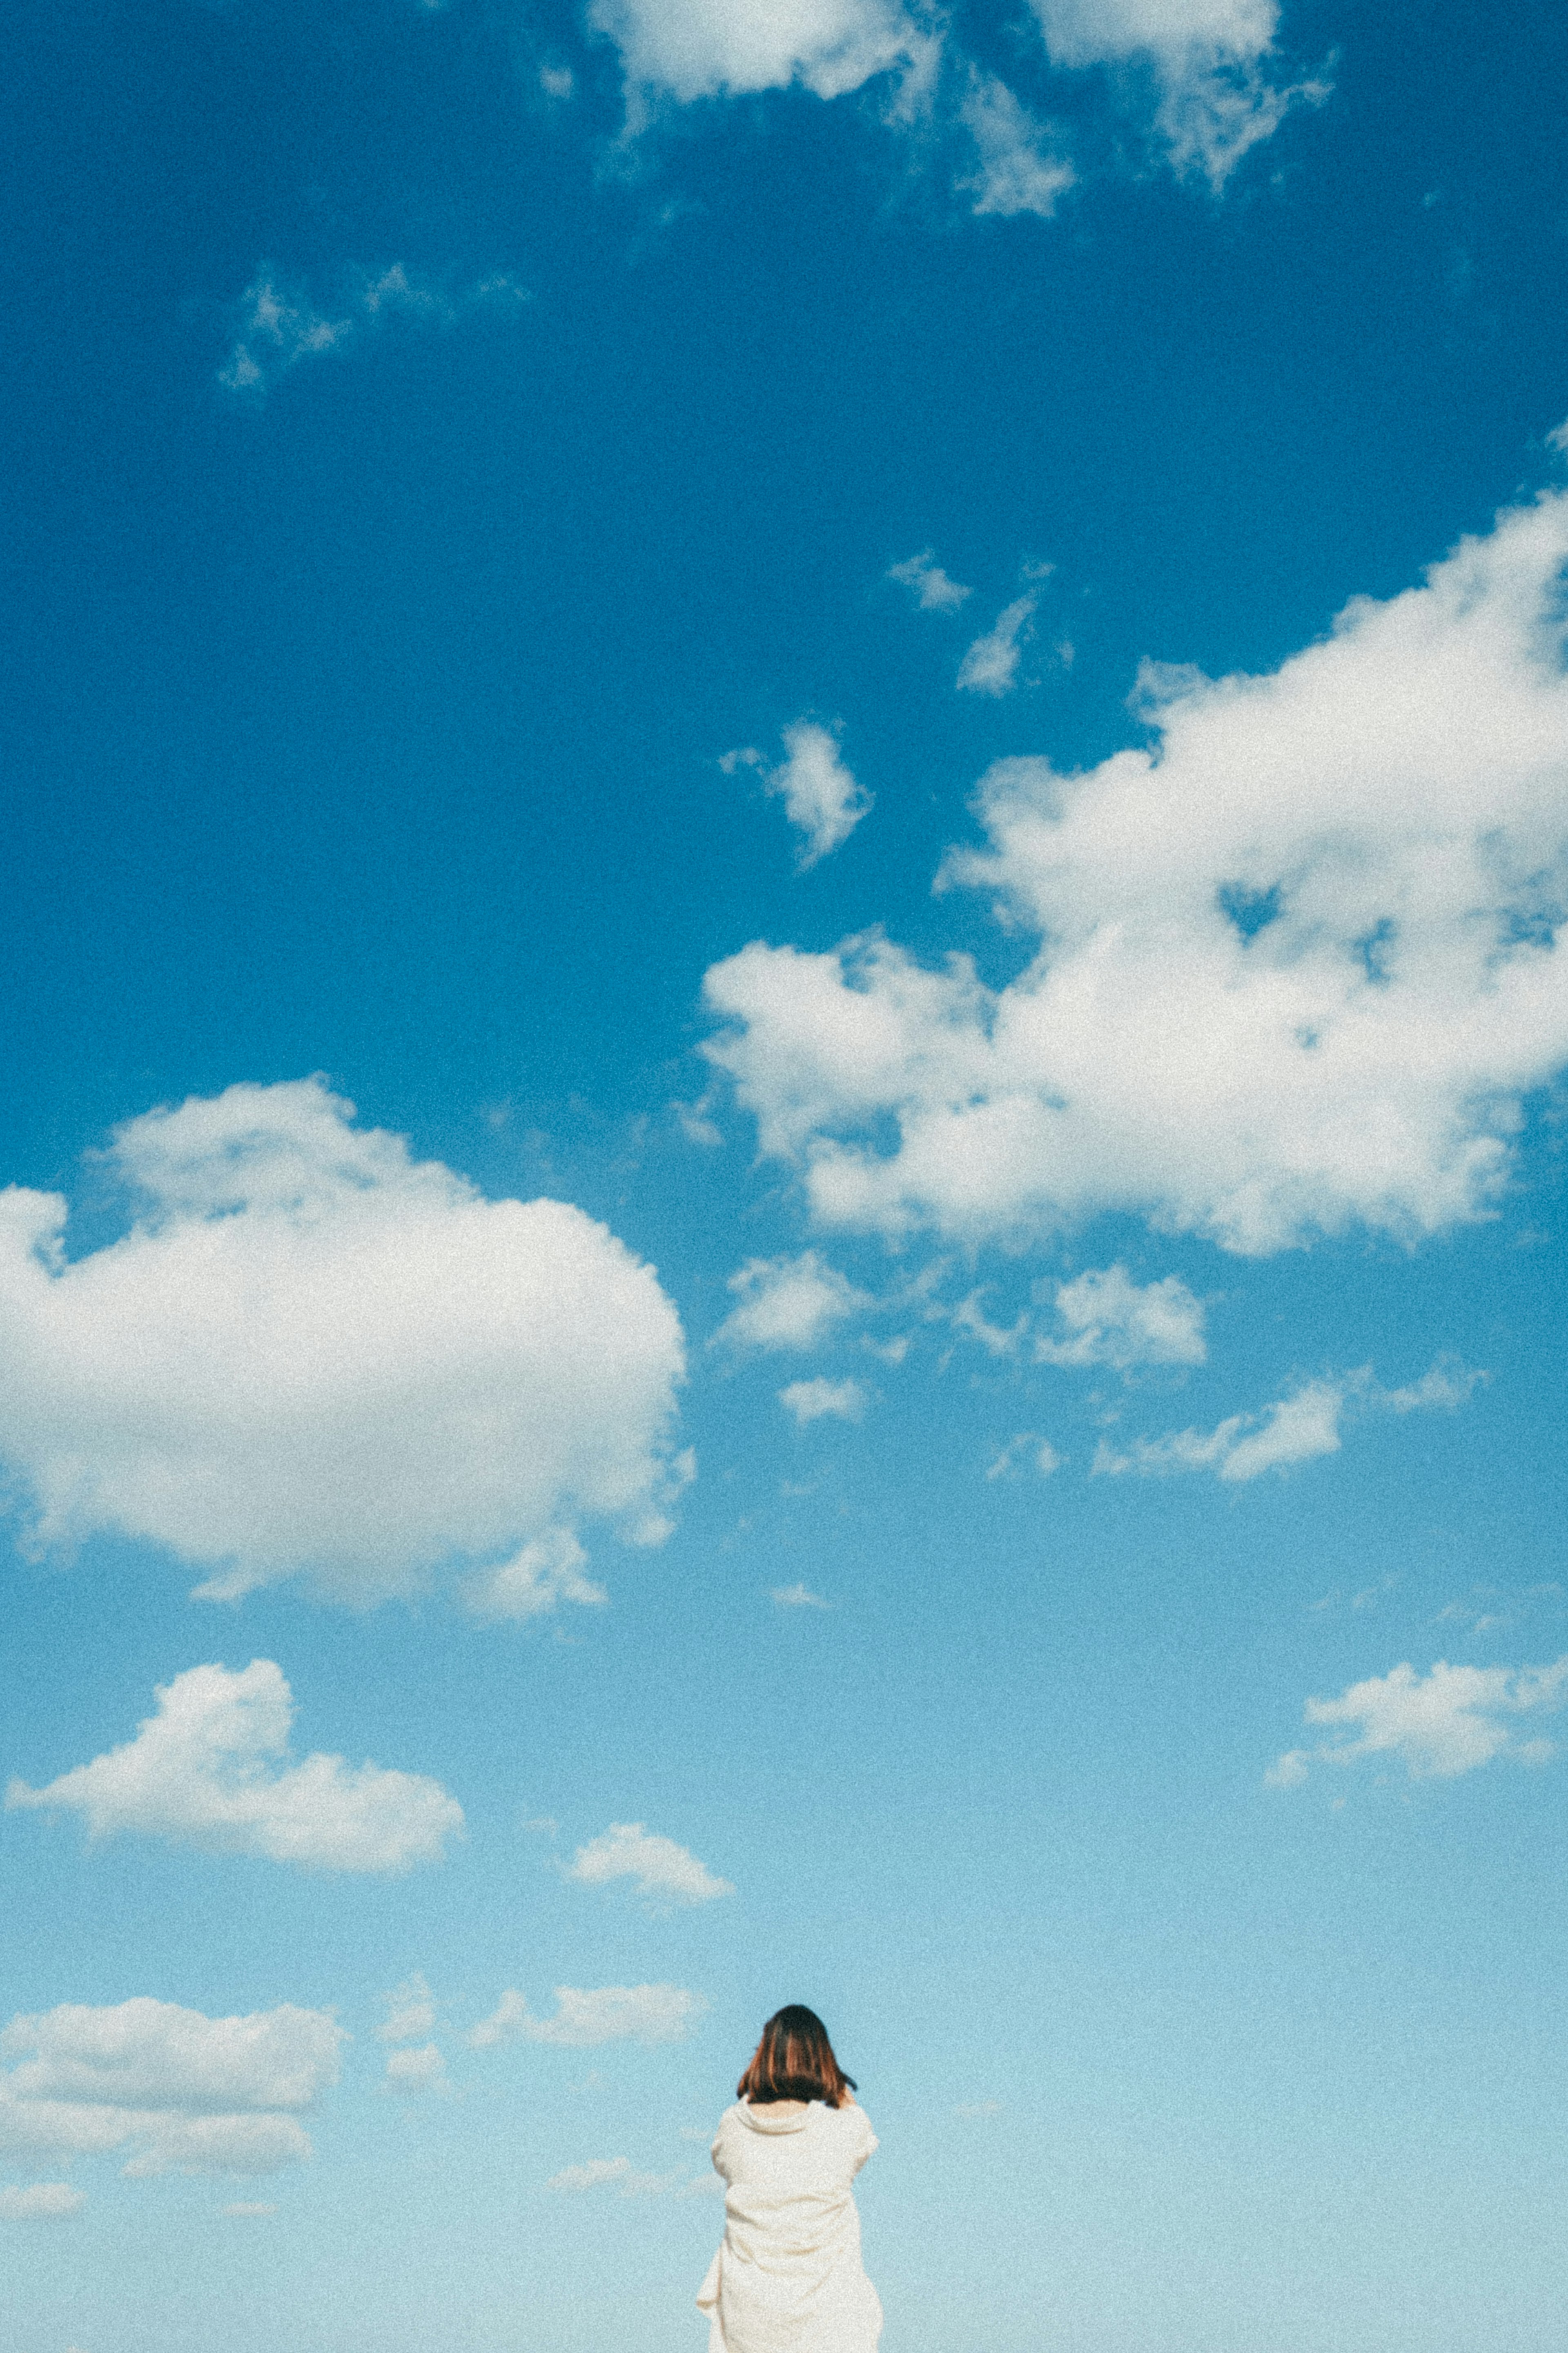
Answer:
(3, 2, 1568, 2347)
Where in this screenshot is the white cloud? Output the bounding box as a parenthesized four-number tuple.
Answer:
(7, 1663, 462, 1873)
(772, 1581, 831, 1607)
(704, 481, 1568, 1257)
(959, 75, 1075, 219)
(0, 1998, 342, 2179)
(548, 2153, 717, 2196)
(567, 1822, 733, 1905)
(468, 1985, 704, 2050)
(779, 1376, 866, 1424)
(219, 266, 527, 395)
(1028, 0, 1327, 190)
(588, 0, 932, 107)
(1095, 1378, 1343, 1481)
(0, 1078, 687, 1608)
(727, 722, 872, 867)
(985, 1432, 1062, 1479)
(1269, 1655, 1568, 1786)
(459, 1529, 610, 1622)
(379, 1976, 436, 2044)
(1036, 1265, 1207, 1368)
(0, 2182, 85, 2218)
(887, 549, 972, 611)
(383, 2044, 448, 2096)
(714, 1251, 869, 1350)
(957, 595, 1037, 695)
(1381, 1354, 1487, 1414)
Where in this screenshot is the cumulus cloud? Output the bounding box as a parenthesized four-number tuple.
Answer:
(383, 2044, 448, 2096)
(1028, 0, 1328, 189)
(1096, 1378, 1343, 1481)
(0, 1998, 342, 2179)
(379, 1976, 437, 2044)
(0, 2182, 85, 2218)
(588, 0, 932, 107)
(0, 1078, 687, 1608)
(713, 1252, 869, 1350)
(959, 75, 1075, 219)
(219, 265, 527, 395)
(887, 549, 972, 611)
(468, 1984, 704, 2050)
(779, 1376, 866, 1424)
(1036, 1265, 1207, 1369)
(957, 595, 1038, 695)
(1268, 1655, 1568, 1787)
(567, 1823, 733, 1905)
(704, 482, 1568, 1257)
(7, 1664, 462, 1873)
(726, 723, 872, 867)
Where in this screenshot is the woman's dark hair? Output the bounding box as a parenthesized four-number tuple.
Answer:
(737, 2005, 857, 2108)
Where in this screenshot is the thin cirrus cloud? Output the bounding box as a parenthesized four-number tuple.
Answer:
(548, 2154, 719, 2197)
(1268, 1655, 1568, 1787)
(779, 1376, 866, 1425)
(6, 1663, 463, 1873)
(0, 1998, 343, 2179)
(566, 1822, 734, 1906)
(1094, 1358, 1482, 1483)
(956, 594, 1038, 695)
(704, 477, 1568, 1259)
(724, 723, 872, 868)
(0, 1077, 689, 1611)
(468, 1984, 705, 2050)
(713, 1251, 870, 1351)
(886, 549, 972, 611)
(218, 265, 527, 395)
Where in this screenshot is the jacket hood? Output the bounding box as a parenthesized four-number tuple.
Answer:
(735, 2100, 813, 2134)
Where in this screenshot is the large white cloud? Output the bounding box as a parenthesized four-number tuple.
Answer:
(705, 482, 1568, 1259)
(1269, 1655, 1568, 1786)
(566, 1822, 733, 1905)
(0, 1079, 688, 1606)
(0, 1999, 342, 2178)
(589, 0, 931, 105)
(7, 1663, 462, 1872)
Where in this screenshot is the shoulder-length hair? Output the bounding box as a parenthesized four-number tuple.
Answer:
(737, 2005, 857, 2108)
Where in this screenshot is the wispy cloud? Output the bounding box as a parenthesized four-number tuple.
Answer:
(957, 594, 1037, 695)
(1093, 1358, 1483, 1485)
(724, 722, 871, 867)
(468, 1984, 704, 2050)
(714, 1252, 870, 1351)
(548, 2153, 719, 2197)
(772, 1582, 831, 1608)
(959, 74, 1074, 219)
(779, 1377, 866, 1425)
(219, 265, 527, 396)
(887, 549, 972, 611)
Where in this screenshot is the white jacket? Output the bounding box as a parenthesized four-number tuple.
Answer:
(697, 2099, 882, 2353)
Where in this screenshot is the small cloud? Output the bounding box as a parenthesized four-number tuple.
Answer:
(460, 1529, 608, 1622)
(0, 2183, 85, 2219)
(1268, 1655, 1568, 1787)
(772, 1582, 831, 1609)
(384, 2043, 449, 2096)
(469, 1984, 704, 2050)
(548, 2155, 710, 2197)
(953, 1290, 1027, 1358)
(540, 63, 575, 99)
(1094, 1378, 1344, 1483)
(714, 1252, 869, 1351)
(957, 594, 1037, 696)
(221, 2201, 276, 2218)
(219, 265, 526, 397)
(986, 1434, 1061, 1480)
(727, 722, 871, 868)
(887, 549, 972, 611)
(567, 1823, 733, 1907)
(379, 1974, 436, 2045)
(1378, 1354, 1487, 1414)
(1036, 1266, 1207, 1371)
(673, 1097, 724, 1147)
(779, 1378, 866, 1426)
(953, 2099, 1001, 2119)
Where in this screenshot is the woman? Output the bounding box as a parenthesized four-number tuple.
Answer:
(697, 2005, 882, 2353)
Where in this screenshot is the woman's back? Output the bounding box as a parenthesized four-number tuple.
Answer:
(699, 2098, 882, 2353)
